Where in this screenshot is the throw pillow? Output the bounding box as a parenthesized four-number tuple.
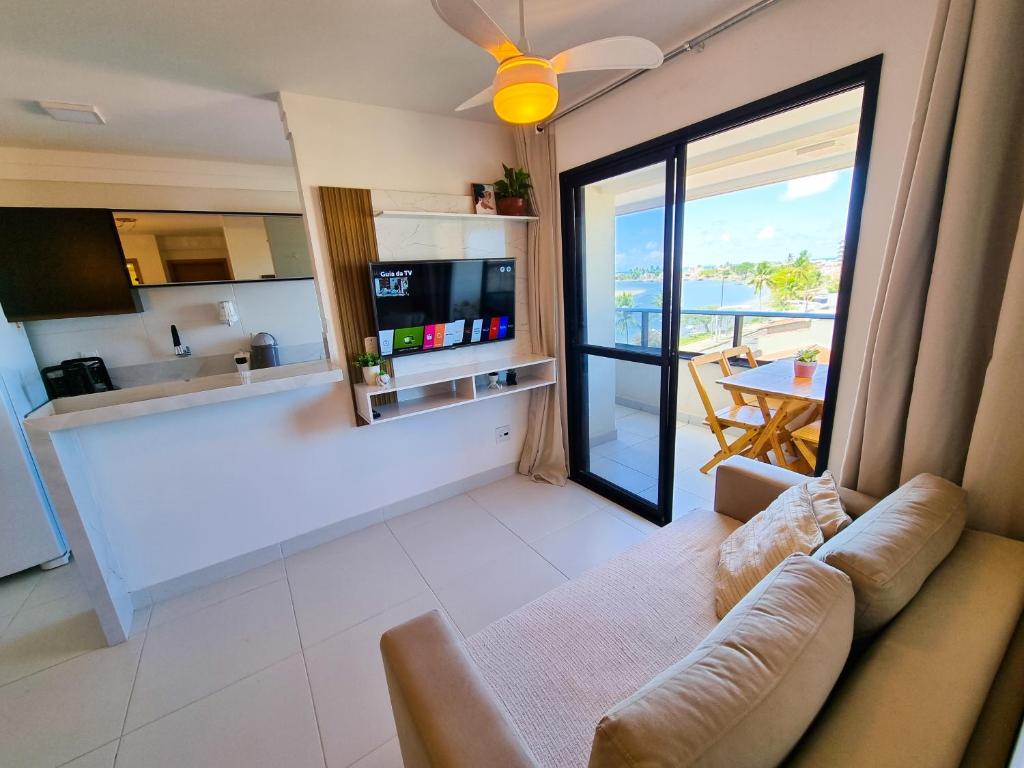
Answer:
(814, 473, 966, 639)
(715, 471, 850, 618)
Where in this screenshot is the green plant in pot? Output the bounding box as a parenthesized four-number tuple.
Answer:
(354, 351, 384, 385)
(494, 164, 532, 217)
(794, 347, 820, 378)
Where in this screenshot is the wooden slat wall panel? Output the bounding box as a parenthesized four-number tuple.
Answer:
(317, 186, 395, 410)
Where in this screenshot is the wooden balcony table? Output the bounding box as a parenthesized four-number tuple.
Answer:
(716, 358, 828, 473)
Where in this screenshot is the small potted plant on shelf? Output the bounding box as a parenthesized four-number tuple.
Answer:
(794, 347, 820, 378)
(354, 351, 384, 385)
(494, 164, 532, 217)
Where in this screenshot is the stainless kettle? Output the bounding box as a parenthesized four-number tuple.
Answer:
(250, 332, 280, 369)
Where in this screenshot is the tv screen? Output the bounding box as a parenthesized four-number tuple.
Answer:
(0, 208, 139, 321)
(370, 258, 515, 357)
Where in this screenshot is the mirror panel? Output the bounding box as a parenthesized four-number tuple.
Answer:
(112, 211, 313, 286)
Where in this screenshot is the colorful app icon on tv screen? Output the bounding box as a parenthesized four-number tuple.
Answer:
(393, 326, 424, 350)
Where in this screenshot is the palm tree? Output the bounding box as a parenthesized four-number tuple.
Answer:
(748, 261, 774, 309)
(718, 262, 731, 306)
(614, 292, 638, 343)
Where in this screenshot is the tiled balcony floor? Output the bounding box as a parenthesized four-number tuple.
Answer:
(591, 406, 722, 511)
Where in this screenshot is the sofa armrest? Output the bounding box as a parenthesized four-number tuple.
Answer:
(714, 457, 808, 522)
(714, 457, 880, 523)
(380, 610, 537, 768)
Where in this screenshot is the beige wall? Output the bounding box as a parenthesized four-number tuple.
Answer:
(221, 216, 276, 279)
(120, 233, 167, 285)
(584, 185, 618, 443)
(555, 0, 941, 472)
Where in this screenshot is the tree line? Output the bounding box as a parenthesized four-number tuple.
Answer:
(617, 251, 839, 310)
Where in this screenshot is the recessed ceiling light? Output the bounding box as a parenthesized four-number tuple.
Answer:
(38, 101, 105, 125)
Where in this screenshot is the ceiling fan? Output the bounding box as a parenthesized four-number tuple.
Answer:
(431, 0, 664, 125)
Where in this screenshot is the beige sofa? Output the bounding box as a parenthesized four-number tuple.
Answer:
(381, 457, 1024, 767)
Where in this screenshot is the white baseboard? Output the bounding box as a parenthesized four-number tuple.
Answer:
(131, 462, 519, 608)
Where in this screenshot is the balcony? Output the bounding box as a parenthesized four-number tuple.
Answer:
(591, 308, 835, 507)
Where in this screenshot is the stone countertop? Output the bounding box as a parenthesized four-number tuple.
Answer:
(24, 360, 344, 433)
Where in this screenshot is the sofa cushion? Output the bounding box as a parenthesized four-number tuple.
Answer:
(814, 473, 966, 639)
(715, 473, 849, 617)
(467, 508, 737, 768)
(590, 554, 854, 768)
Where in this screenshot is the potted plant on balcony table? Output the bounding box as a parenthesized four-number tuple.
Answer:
(494, 164, 532, 217)
(794, 347, 820, 378)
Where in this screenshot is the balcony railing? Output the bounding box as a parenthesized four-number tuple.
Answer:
(614, 307, 837, 360)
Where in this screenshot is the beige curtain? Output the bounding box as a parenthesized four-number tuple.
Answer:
(513, 124, 569, 484)
(841, 0, 1024, 538)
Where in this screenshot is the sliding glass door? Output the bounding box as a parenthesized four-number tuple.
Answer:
(563, 150, 680, 524)
(562, 58, 881, 525)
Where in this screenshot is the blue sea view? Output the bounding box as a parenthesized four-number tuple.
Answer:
(615, 278, 759, 310)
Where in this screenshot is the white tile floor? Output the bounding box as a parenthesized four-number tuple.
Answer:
(0, 420, 721, 768)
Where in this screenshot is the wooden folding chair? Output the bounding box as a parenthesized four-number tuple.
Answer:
(720, 346, 782, 409)
(687, 350, 775, 474)
(791, 420, 822, 472)
(719, 344, 795, 463)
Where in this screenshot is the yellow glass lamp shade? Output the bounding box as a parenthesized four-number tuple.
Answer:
(492, 56, 559, 125)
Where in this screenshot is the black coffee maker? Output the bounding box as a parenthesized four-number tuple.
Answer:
(41, 357, 115, 399)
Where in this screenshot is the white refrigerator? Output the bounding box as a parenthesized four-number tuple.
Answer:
(0, 306, 68, 578)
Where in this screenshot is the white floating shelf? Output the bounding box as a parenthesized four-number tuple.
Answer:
(373, 210, 537, 222)
(353, 353, 555, 426)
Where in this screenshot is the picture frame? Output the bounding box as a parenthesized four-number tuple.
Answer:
(471, 183, 497, 215)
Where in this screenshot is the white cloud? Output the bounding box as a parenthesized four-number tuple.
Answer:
(719, 232, 732, 242)
(783, 171, 838, 200)
(757, 225, 776, 240)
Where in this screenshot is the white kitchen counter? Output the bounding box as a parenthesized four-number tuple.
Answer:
(24, 360, 343, 433)
(21, 360, 344, 645)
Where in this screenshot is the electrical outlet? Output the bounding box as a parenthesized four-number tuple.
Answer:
(495, 425, 511, 443)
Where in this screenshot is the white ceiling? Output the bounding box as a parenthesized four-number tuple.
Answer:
(0, 0, 751, 165)
(596, 89, 864, 212)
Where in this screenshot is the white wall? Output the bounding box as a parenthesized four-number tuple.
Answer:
(24, 280, 324, 369)
(555, 0, 940, 472)
(278, 93, 514, 362)
(0, 148, 300, 213)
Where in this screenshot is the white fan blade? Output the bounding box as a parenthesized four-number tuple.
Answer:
(431, 0, 521, 62)
(456, 85, 495, 111)
(550, 36, 664, 74)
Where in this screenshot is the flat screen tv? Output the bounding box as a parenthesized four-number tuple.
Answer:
(369, 258, 515, 358)
(0, 207, 139, 321)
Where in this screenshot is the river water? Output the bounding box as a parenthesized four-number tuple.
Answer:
(615, 278, 760, 310)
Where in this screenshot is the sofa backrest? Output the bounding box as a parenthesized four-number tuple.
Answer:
(787, 529, 1024, 767)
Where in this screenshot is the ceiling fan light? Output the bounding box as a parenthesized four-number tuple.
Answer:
(492, 56, 558, 124)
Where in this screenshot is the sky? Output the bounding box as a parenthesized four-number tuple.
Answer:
(614, 168, 855, 273)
